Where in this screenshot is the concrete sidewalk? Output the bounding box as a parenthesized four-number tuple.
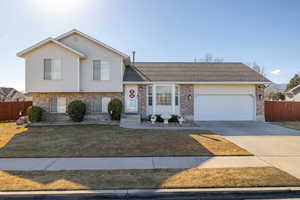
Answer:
(0, 156, 270, 171)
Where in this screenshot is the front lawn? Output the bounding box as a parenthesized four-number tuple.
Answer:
(0, 167, 299, 191)
(272, 121, 300, 131)
(0, 123, 251, 157)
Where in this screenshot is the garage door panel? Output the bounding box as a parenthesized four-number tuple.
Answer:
(196, 95, 254, 121)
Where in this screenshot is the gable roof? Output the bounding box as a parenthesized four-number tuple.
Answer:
(17, 38, 86, 58)
(124, 62, 271, 83)
(55, 29, 129, 58)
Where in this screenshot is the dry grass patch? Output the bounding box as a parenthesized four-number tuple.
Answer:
(272, 121, 300, 131)
(0, 123, 27, 148)
(0, 167, 299, 191)
(0, 123, 250, 157)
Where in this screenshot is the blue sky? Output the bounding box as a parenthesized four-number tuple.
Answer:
(1, 0, 300, 91)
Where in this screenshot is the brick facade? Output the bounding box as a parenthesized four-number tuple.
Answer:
(32, 92, 122, 122)
(138, 85, 147, 119)
(255, 84, 265, 121)
(179, 84, 194, 121)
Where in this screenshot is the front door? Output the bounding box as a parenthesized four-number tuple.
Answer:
(125, 85, 138, 113)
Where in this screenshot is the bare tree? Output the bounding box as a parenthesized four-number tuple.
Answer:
(204, 53, 213, 62)
(251, 62, 265, 76)
(214, 57, 224, 62)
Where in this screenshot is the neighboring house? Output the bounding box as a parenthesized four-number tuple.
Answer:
(286, 85, 300, 101)
(0, 87, 31, 102)
(17, 29, 271, 122)
(264, 83, 287, 100)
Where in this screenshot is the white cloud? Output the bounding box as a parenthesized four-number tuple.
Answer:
(271, 69, 281, 75)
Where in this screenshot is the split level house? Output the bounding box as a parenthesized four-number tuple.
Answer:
(17, 29, 271, 122)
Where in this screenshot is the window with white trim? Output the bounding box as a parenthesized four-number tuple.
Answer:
(85, 97, 111, 113)
(49, 97, 66, 113)
(148, 86, 152, 106)
(44, 59, 62, 80)
(156, 86, 172, 105)
(93, 60, 110, 80)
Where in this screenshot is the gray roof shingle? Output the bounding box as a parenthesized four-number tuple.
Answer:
(123, 62, 270, 82)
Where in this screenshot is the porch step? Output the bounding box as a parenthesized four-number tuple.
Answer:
(120, 113, 141, 127)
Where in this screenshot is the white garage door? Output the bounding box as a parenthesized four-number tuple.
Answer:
(195, 95, 254, 121)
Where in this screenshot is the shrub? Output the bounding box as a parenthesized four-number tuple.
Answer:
(108, 99, 122, 120)
(67, 100, 86, 122)
(27, 106, 43, 122)
(169, 115, 179, 123)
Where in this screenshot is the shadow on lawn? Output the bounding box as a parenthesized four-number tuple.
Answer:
(2, 166, 300, 191)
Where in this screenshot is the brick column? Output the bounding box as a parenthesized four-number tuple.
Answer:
(138, 85, 147, 119)
(179, 85, 194, 121)
(255, 84, 265, 121)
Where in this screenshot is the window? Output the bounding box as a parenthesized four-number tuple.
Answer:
(148, 86, 152, 106)
(44, 59, 61, 80)
(93, 60, 110, 80)
(175, 86, 179, 106)
(101, 61, 110, 80)
(86, 97, 111, 113)
(50, 97, 66, 113)
(102, 97, 111, 113)
(156, 86, 172, 105)
(86, 97, 102, 113)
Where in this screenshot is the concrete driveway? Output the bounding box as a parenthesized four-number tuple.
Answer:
(197, 121, 300, 136)
(195, 121, 300, 178)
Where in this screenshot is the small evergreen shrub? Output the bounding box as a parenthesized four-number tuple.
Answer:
(169, 115, 179, 123)
(27, 106, 43, 122)
(67, 100, 86, 122)
(108, 99, 122, 120)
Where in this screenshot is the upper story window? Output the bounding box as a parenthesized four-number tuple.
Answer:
(93, 60, 110, 81)
(44, 59, 62, 80)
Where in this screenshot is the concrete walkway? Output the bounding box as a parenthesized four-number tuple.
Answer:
(0, 156, 270, 171)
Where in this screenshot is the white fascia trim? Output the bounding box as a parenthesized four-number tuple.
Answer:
(123, 81, 272, 85)
(55, 29, 129, 58)
(17, 38, 86, 58)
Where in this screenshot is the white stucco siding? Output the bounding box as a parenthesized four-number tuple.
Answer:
(59, 33, 123, 92)
(24, 43, 80, 92)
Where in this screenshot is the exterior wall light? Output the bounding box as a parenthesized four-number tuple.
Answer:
(188, 94, 192, 101)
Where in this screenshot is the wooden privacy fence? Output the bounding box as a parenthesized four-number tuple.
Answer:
(0, 101, 32, 121)
(265, 101, 300, 121)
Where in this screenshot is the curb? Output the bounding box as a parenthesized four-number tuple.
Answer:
(1, 187, 300, 198)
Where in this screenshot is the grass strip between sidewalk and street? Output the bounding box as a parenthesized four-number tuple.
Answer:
(0, 167, 299, 191)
